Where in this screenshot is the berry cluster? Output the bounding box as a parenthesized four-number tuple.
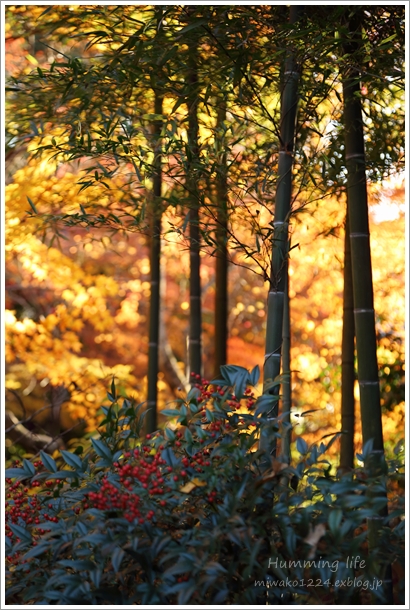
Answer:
(86, 478, 150, 523)
(5, 461, 59, 527)
(87, 432, 226, 524)
(181, 448, 214, 472)
(190, 373, 256, 412)
(85, 438, 224, 519)
(226, 386, 256, 411)
(85, 442, 171, 521)
(5, 460, 60, 567)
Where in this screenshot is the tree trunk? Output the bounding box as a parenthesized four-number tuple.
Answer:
(146, 88, 163, 433)
(261, 5, 302, 459)
(340, 210, 355, 472)
(342, 11, 392, 603)
(187, 34, 202, 379)
(214, 99, 228, 378)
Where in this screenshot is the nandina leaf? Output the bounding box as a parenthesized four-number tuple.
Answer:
(40, 451, 58, 473)
(58, 559, 97, 570)
(23, 542, 52, 559)
(5, 468, 28, 479)
(111, 547, 125, 572)
(296, 437, 308, 455)
(249, 365, 260, 386)
(161, 409, 181, 417)
(22, 459, 36, 477)
(164, 428, 176, 442)
(161, 446, 178, 467)
(328, 509, 343, 535)
(91, 438, 112, 462)
(9, 523, 32, 543)
(61, 450, 83, 471)
(45, 470, 79, 479)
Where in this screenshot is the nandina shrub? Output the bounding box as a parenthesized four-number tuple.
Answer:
(5, 365, 404, 605)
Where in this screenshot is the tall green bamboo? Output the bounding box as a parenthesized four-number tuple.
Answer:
(145, 8, 165, 433)
(214, 99, 229, 378)
(342, 11, 392, 603)
(342, 16, 385, 473)
(281, 258, 291, 463)
(340, 209, 355, 471)
(146, 87, 163, 433)
(187, 30, 202, 379)
(261, 5, 302, 458)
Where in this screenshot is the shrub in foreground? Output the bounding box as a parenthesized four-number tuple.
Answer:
(5, 366, 404, 604)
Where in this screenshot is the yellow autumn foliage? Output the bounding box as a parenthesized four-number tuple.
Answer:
(287, 184, 405, 452)
(5, 158, 139, 430)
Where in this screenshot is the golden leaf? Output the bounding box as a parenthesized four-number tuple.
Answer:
(180, 477, 207, 494)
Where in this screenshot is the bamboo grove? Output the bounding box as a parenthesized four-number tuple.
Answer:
(4, 5, 405, 602)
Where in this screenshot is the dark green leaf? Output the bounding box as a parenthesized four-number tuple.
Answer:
(177, 18, 209, 35)
(9, 523, 32, 543)
(111, 547, 125, 572)
(296, 437, 308, 455)
(60, 450, 83, 471)
(5, 468, 28, 479)
(91, 438, 112, 462)
(40, 451, 58, 473)
(27, 196, 38, 213)
(23, 459, 36, 477)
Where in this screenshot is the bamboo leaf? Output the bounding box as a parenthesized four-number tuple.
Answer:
(177, 19, 208, 35)
(27, 196, 38, 214)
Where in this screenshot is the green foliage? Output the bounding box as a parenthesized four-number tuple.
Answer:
(5, 367, 404, 605)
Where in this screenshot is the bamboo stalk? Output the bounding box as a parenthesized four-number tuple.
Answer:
(281, 258, 291, 464)
(261, 5, 302, 459)
(340, 210, 355, 471)
(342, 24, 385, 473)
(146, 12, 164, 432)
(214, 99, 228, 378)
(342, 11, 392, 602)
(187, 28, 202, 379)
